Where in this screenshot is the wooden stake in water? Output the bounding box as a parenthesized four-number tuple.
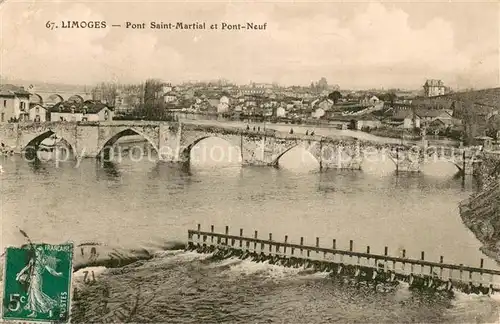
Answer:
(225, 226, 229, 245)
(211, 225, 214, 243)
(384, 247, 388, 271)
(366, 246, 370, 267)
(480, 258, 484, 285)
(421, 251, 425, 274)
(284, 235, 288, 254)
(300, 237, 304, 256)
(269, 233, 272, 253)
(350, 240, 354, 264)
(239, 229, 243, 248)
(439, 256, 444, 279)
(254, 230, 258, 251)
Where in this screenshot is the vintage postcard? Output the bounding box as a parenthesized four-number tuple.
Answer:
(1, 0, 500, 323)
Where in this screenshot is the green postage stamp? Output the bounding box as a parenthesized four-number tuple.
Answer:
(2, 243, 74, 322)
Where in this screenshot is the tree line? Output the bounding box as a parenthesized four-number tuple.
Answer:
(91, 79, 176, 121)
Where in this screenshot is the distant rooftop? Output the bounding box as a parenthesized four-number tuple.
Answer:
(424, 79, 445, 87)
(0, 84, 31, 97)
(50, 100, 112, 113)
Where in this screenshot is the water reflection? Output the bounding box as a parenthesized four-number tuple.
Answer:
(27, 158, 48, 174)
(361, 152, 397, 175)
(96, 161, 121, 180)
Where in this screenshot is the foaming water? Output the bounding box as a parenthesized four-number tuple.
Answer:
(69, 250, 500, 323)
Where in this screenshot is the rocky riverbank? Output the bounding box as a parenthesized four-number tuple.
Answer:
(460, 153, 500, 263)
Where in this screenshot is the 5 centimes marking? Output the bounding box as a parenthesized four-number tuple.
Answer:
(2, 243, 74, 322)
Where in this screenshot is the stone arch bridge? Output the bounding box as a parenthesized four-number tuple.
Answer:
(0, 121, 480, 173)
(29, 91, 93, 106)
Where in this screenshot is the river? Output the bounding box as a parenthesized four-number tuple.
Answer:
(1, 137, 499, 323)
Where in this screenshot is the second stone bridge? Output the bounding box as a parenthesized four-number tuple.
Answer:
(0, 121, 479, 173)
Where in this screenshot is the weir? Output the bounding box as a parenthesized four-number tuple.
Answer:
(187, 225, 500, 295)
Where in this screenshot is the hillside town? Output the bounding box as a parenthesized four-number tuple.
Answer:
(1, 78, 500, 147)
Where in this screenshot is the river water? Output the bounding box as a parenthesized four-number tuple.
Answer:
(1, 138, 499, 323)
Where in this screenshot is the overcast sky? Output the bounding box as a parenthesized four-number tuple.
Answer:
(1, 0, 498, 90)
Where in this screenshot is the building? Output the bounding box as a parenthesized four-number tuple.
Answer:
(0, 84, 31, 122)
(163, 92, 178, 103)
(350, 114, 382, 130)
(50, 100, 114, 122)
(216, 96, 230, 113)
(360, 95, 380, 106)
(29, 104, 48, 122)
(311, 98, 333, 110)
(273, 106, 286, 118)
(423, 79, 446, 97)
(416, 109, 452, 123)
(312, 107, 326, 119)
(391, 110, 421, 129)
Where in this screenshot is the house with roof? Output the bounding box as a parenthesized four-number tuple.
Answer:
(350, 114, 382, 130)
(50, 100, 114, 122)
(360, 95, 380, 106)
(273, 106, 286, 118)
(423, 79, 446, 97)
(29, 103, 48, 122)
(0, 84, 31, 122)
(389, 110, 421, 129)
(163, 91, 178, 103)
(311, 98, 333, 110)
(217, 96, 230, 113)
(416, 109, 453, 123)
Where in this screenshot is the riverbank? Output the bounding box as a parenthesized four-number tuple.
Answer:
(459, 180, 500, 265)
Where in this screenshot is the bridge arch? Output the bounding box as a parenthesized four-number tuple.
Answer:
(96, 128, 159, 158)
(359, 149, 399, 173)
(270, 143, 320, 166)
(272, 143, 321, 170)
(360, 148, 399, 165)
(180, 136, 243, 165)
(23, 130, 76, 158)
(30, 93, 44, 105)
(420, 154, 464, 175)
(46, 94, 64, 106)
(67, 94, 84, 104)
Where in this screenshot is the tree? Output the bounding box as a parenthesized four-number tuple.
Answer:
(462, 100, 480, 145)
(328, 91, 342, 104)
(382, 92, 397, 106)
(91, 82, 118, 106)
(144, 79, 164, 105)
(143, 79, 166, 119)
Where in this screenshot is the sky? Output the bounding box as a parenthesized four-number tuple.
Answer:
(0, 0, 499, 90)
